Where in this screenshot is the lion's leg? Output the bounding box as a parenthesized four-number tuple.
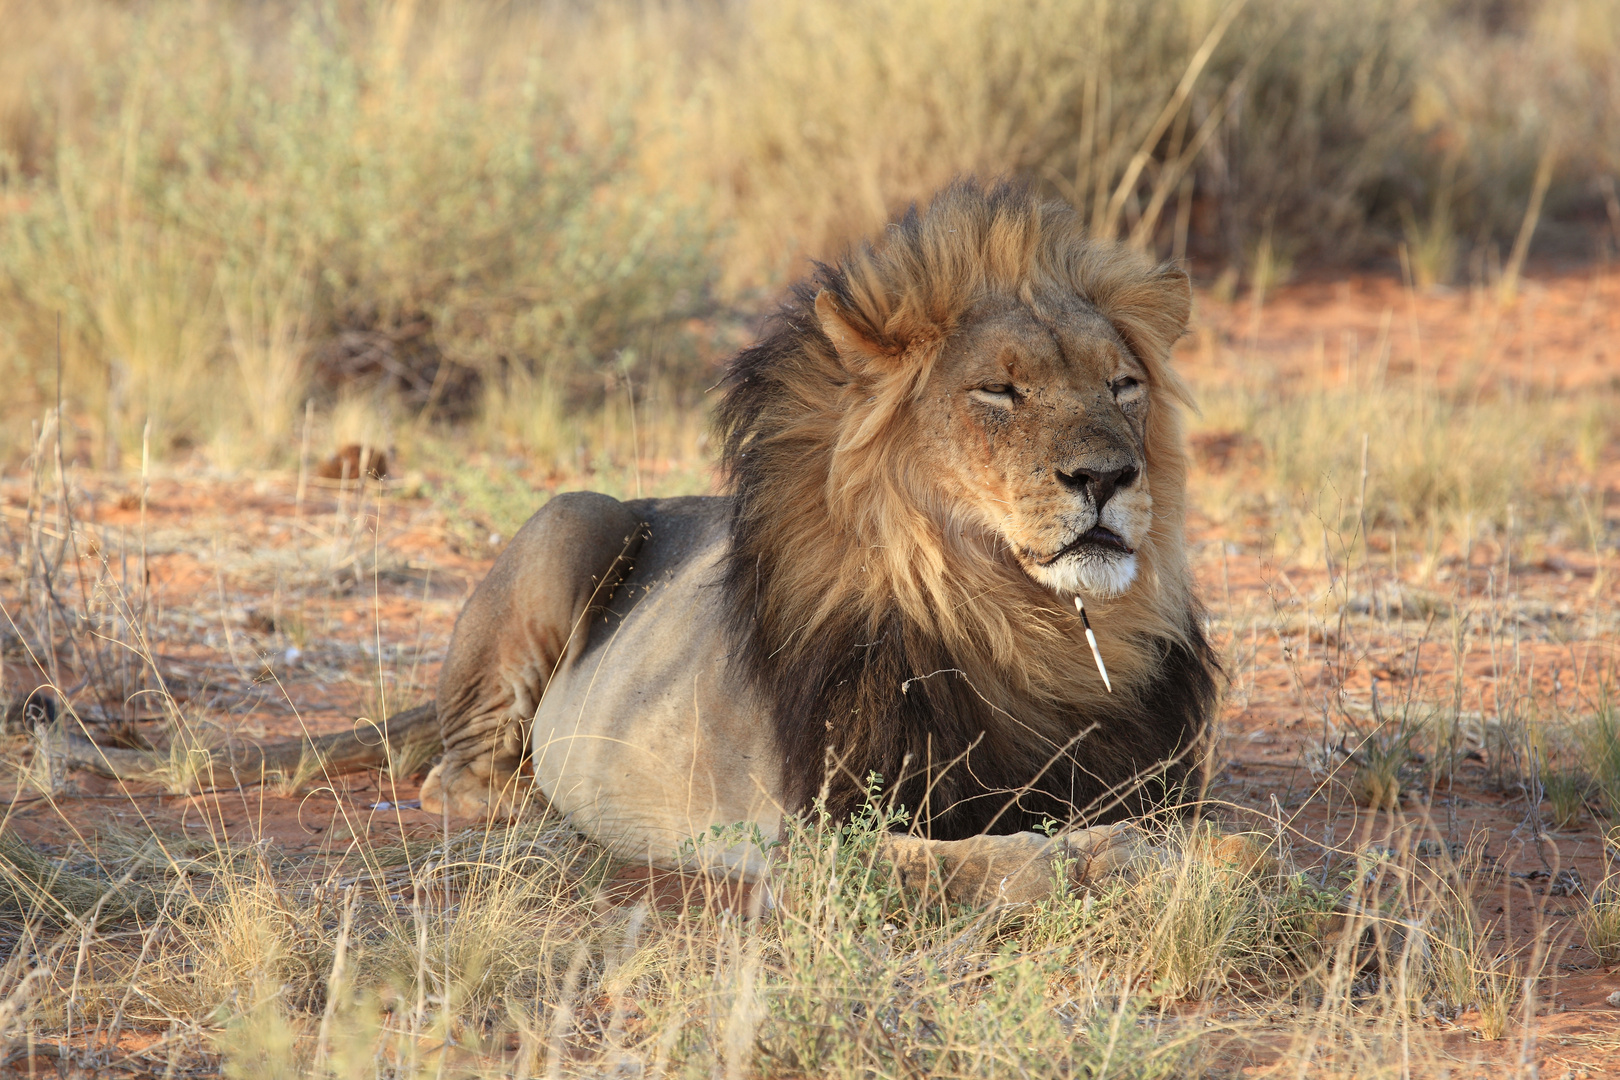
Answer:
(421, 492, 645, 819)
(878, 822, 1148, 906)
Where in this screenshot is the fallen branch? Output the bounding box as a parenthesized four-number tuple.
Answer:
(53, 703, 439, 785)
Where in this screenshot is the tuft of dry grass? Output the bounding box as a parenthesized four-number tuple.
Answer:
(1579, 693, 1620, 822)
(1584, 886, 1620, 965)
(1350, 720, 1421, 811)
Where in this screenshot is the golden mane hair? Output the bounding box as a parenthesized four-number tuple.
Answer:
(716, 179, 1218, 838)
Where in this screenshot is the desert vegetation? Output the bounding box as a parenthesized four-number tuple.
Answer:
(2, 0, 1619, 1076)
(2, 0, 1617, 467)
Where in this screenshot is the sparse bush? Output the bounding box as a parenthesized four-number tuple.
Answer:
(0, 1, 715, 464)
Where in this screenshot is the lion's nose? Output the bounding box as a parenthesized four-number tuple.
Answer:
(1057, 464, 1138, 509)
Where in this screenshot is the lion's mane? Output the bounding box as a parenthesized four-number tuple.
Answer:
(716, 179, 1218, 839)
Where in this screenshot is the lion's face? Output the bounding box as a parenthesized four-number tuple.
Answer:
(918, 291, 1153, 599)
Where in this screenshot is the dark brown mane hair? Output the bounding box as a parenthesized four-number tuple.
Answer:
(715, 178, 1218, 839)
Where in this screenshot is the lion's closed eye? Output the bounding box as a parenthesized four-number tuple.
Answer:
(971, 384, 1018, 405)
(1110, 376, 1146, 407)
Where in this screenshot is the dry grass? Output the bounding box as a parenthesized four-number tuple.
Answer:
(0, 777, 1411, 1076)
(1193, 374, 1610, 566)
(0, 1, 1617, 1074)
(1, 277, 1616, 1074)
(3, 0, 1619, 467)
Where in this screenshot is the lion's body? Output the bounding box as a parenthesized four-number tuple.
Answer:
(421, 180, 1219, 890)
(528, 495, 780, 871)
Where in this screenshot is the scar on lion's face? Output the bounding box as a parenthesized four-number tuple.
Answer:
(920, 290, 1153, 600)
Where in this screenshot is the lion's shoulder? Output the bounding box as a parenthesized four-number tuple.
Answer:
(619, 494, 733, 566)
(517, 491, 729, 572)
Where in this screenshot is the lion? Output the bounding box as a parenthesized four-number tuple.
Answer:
(419, 179, 1219, 903)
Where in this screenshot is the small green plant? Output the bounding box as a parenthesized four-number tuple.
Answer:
(1579, 694, 1620, 822)
(1541, 767, 1591, 830)
(425, 459, 549, 555)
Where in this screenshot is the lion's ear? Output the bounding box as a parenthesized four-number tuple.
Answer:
(1102, 265, 1191, 366)
(815, 289, 888, 370)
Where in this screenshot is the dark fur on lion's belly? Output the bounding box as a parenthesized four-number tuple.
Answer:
(753, 606, 1219, 840)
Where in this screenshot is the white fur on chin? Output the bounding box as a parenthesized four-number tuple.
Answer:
(1028, 552, 1138, 599)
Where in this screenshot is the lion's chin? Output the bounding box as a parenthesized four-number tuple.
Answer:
(1027, 551, 1139, 600)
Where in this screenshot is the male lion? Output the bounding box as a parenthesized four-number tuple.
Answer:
(421, 179, 1218, 902)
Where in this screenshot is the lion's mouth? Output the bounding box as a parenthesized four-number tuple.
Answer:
(1041, 526, 1135, 565)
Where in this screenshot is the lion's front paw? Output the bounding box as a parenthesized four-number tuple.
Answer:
(877, 832, 1073, 907)
(419, 756, 526, 819)
(1055, 820, 1151, 879)
(879, 822, 1152, 908)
